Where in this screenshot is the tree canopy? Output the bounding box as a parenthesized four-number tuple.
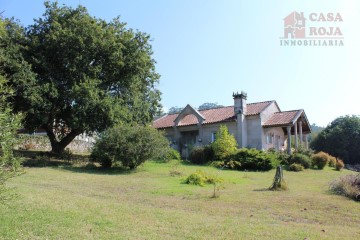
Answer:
(0, 18, 23, 201)
(310, 115, 360, 164)
(198, 102, 223, 110)
(167, 103, 223, 115)
(4, 2, 161, 154)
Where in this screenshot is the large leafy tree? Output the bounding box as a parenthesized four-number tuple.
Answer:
(0, 18, 23, 201)
(310, 115, 360, 164)
(7, 2, 161, 154)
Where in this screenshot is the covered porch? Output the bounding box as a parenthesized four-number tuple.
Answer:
(263, 109, 312, 154)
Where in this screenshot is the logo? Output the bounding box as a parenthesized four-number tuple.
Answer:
(280, 11, 344, 46)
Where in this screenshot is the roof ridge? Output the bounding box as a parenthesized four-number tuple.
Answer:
(276, 109, 303, 113)
(246, 100, 274, 105)
(198, 105, 233, 112)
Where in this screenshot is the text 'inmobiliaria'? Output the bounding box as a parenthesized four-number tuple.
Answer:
(280, 12, 344, 47)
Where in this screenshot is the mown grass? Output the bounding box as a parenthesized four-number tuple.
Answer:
(0, 160, 359, 239)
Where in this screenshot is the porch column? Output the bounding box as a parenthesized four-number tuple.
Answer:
(197, 123, 203, 145)
(287, 126, 292, 155)
(298, 121, 303, 147)
(305, 134, 309, 149)
(294, 121, 298, 149)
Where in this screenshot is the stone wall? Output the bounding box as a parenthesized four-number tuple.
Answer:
(16, 135, 93, 154)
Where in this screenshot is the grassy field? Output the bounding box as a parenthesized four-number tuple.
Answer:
(0, 160, 359, 239)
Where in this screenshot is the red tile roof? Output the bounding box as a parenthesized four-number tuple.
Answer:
(246, 101, 275, 115)
(153, 101, 274, 129)
(263, 110, 302, 127)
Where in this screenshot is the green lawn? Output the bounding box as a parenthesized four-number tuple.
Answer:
(1, 161, 359, 239)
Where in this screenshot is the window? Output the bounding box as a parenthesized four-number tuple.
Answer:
(211, 132, 217, 143)
(266, 133, 274, 144)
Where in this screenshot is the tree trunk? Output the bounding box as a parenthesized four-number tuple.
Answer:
(269, 166, 287, 191)
(44, 126, 82, 155)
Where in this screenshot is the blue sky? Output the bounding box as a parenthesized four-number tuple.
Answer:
(2, 0, 360, 126)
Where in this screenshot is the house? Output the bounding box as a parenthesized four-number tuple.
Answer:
(284, 11, 306, 39)
(153, 92, 311, 158)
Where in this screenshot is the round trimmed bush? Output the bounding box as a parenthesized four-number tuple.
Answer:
(336, 159, 345, 171)
(157, 148, 181, 162)
(225, 148, 279, 171)
(289, 153, 311, 169)
(288, 163, 304, 172)
(90, 124, 169, 169)
(328, 155, 337, 167)
(311, 152, 329, 169)
(189, 145, 214, 164)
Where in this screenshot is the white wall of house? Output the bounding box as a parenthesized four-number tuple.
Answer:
(262, 127, 286, 151)
(202, 122, 237, 144)
(260, 102, 280, 124)
(259, 102, 281, 150)
(246, 115, 262, 149)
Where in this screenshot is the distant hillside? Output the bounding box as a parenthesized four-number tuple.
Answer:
(308, 123, 325, 143)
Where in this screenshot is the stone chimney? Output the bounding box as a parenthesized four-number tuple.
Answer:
(233, 91, 247, 115)
(233, 91, 247, 148)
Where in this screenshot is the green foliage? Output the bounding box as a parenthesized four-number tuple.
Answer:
(289, 153, 311, 169)
(183, 170, 224, 191)
(189, 145, 214, 164)
(311, 152, 329, 170)
(307, 123, 325, 143)
(5, 2, 161, 154)
(183, 170, 209, 186)
(293, 147, 313, 157)
(0, 19, 24, 201)
(335, 159, 345, 171)
(91, 124, 169, 169)
(270, 150, 290, 165)
(229, 148, 279, 171)
(288, 163, 304, 172)
(156, 147, 181, 162)
(329, 174, 360, 201)
(211, 125, 237, 160)
(168, 106, 183, 114)
(311, 115, 360, 164)
(197, 102, 223, 110)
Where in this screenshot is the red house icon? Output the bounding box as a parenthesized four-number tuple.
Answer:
(284, 11, 306, 39)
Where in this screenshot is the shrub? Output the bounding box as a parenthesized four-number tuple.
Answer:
(311, 152, 329, 169)
(289, 153, 311, 169)
(183, 170, 223, 190)
(217, 148, 278, 171)
(189, 145, 214, 164)
(328, 155, 337, 167)
(157, 148, 181, 162)
(183, 170, 209, 186)
(0, 77, 23, 202)
(336, 159, 345, 171)
(293, 147, 313, 157)
(329, 174, 360, 201)
(274, 151, 291, 165)
(288, 163, 304, 172)
(211, 125, 237, 160)
(90, 124, 169, 169)
(167, 148, 181, 160)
